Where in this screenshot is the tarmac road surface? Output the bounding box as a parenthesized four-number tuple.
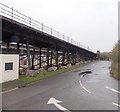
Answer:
(2, 61, 119, 111)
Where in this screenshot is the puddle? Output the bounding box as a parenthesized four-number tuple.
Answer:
(78, 70, 92, 76)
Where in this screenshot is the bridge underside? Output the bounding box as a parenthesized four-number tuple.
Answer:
(1, 16, 97, 71)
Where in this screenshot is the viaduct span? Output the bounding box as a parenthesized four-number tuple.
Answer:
(0, 3, 97, 70)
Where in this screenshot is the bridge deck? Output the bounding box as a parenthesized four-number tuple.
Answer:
(1, 16, 96, 57)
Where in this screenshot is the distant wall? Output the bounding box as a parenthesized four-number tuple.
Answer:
(0, 54, 19, 83)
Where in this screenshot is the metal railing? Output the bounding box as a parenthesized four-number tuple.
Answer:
(0, 3, 94, 53)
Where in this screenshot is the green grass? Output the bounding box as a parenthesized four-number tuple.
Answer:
(19, 63, 88, 82)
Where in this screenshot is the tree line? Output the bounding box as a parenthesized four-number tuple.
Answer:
(96, 41, 119, 79)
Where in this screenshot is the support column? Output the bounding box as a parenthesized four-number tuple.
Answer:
(76, 53, 79, 63)
(78, 54, 81, 62)
(79, 53, 83, 62)
(32, 48, 35, 70)
(17, 43, 20, 53)
(46, 48, 49, 68)
(26, 41, 31, 70)
(39, 48, 42, 68)
(7, 42, 10, 52)
(88, 55, 90, 61)
(69, 53, 72, 64)
(62, 51, 65, 65)
(55, 50, 58, 67)
(72, 53, 75, 65)
(67, 51, 70, 64)
(82, 55, 85, 62)
(85, 56, 88, 61)
(74, 53, 77, 63)
(50, 50, 53, 67)
(86, 55, 89, 61)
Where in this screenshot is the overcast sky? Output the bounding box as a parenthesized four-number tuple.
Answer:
(1, 0, 119, 52)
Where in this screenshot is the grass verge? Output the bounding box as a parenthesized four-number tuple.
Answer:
(19, 63, 89, 82)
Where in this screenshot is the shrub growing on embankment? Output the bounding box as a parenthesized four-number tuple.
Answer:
(111, 40, 120, 79)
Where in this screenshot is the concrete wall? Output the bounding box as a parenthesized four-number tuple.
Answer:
(0, 54, 19, 83)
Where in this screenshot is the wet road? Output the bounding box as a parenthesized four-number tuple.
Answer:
(2, 61, 119, 111)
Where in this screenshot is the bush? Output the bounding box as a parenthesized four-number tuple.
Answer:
(112, 41, 120, 63)
(111, 40, 120, 79)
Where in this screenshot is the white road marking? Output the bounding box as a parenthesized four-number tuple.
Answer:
(105, 86, 120, 94)
(79, 81, 91, 93)
(47, 97, 71, 112)
(81, 73, 86, 78)
(113, 102, 120, 107)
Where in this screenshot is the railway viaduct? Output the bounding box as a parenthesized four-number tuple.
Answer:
(0, 3, 97, 71)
